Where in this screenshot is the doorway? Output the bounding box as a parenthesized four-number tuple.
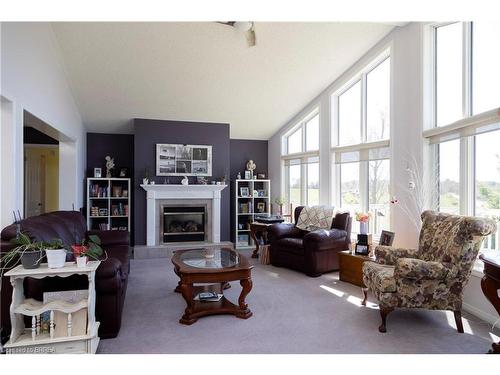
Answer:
(23, 111, 60, 218)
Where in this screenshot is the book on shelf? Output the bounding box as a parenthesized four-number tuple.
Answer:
(111, 203, 128, 216)
(98, 222, 109, 230)
(90, 184, 109, 198)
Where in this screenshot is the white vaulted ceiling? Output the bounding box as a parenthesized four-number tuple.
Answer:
(51, 22, 394, 139)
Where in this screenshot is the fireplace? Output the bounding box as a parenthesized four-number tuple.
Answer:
(162, 205, 206, 243)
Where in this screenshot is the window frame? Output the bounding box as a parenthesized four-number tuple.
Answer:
(425, 21, 500, 261)
(282, 108, 321, 207)
(331, 50, 392, 236)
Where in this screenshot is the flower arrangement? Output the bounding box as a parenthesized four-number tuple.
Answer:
(355, 212, 371, 223)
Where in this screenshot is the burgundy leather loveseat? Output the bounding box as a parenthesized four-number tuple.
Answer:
(1, 211, 130, 342)
(268, 206, 352, 277)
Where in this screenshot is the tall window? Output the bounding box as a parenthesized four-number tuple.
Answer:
(332, 52, 391, 236)
(283, 110, 320, 207)
(425, 22, 500, 254)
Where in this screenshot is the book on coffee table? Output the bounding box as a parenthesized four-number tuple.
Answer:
(195, 292, 223, 302)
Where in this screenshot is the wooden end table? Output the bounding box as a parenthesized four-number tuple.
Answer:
(249, 217, 284, 258)
(338, 250, 374, 288)
(172, 248, 253, 325)
(479, 252, 500, 354)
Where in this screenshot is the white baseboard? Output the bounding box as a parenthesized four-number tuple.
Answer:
(463, 302, 499, 327)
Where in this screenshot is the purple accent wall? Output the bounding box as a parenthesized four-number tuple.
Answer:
(86, 133, 134, 178)
(85, 126, 269, 246)
(229, 139, 268, 180)
(133, 119, 231, 245)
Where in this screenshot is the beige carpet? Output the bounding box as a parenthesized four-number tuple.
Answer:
(98, 250, 499, 354)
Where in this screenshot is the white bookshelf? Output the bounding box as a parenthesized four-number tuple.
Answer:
(86, 178, 131, 232)
(234, 179, 271, 249)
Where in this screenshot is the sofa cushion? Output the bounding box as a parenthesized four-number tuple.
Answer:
(276, 238, 304, 255)
(363, 262, 396, 293)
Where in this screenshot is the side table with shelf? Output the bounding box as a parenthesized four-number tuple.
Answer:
(4, 261, 101, 354)
(338, 250, 374, 288)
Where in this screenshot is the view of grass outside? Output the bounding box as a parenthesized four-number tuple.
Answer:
(438, 139, 460, 214)
(475, 131, 500, 250)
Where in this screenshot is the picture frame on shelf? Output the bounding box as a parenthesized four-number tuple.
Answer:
(240, 187, 250, 197)
(119, 168, 128, 177)
(253, 190, 259, 197)
(256, 202, 266, 213)
(258, 189, 266, 197)
(244, 170, 252, 180)
(257, 173, 266, 179)
(379, 230, 395, 246)
(94, 168, 102, 178)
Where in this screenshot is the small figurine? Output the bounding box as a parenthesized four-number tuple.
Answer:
(237, 172, 242, 180)
(181, 176, 189, 185)
(105, 156, 115, 178)
(246, 160, 256, 173)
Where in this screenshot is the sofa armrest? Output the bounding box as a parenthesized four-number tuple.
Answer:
(394, 258, 456, 280)
(303, 229, 348, 251)
(87, 230, 129, 246)
(267, 223, 305, 243)
(375, 245, 419, 265)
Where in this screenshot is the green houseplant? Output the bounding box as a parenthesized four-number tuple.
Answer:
(76, 234, 105, 268)
(1, 233, 45, 271)
(43, 238, 68, 269)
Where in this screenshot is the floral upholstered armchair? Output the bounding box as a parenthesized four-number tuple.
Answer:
(362, 210, 497, 333)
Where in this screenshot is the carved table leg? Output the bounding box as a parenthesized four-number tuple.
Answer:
(481, 275, 500, 353)
(453, 310, 464, 333)
(361, 288, 368, 306)
(179, 282, 197, 325)
(174, 266, 182, 293)
(236, 278, 253, 319)
(250, 227, 260, 258)
(379, 306, 394, 333)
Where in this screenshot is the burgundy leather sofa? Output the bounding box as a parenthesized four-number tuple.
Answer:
(1, 211, 130, 342)
(268, 206, 352, 277)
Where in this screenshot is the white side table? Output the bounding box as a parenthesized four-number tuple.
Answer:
(4, 261, 101, 354)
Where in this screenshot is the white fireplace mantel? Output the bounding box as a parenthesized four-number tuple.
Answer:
(140, 184, 227, 246)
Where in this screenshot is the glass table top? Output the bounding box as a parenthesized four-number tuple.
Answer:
(179, 248, 240, 269)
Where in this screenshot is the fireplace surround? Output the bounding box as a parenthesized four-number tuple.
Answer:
(140, 184, 227, 246)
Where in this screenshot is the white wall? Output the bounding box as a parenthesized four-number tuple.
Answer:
(1, 22, 85, 220)
(268, 22, 498, 325)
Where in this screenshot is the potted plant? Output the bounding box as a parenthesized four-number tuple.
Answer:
(1, 233, 44, 271)
(76, 234, 105, 268)
(274, 196, 288, 216)
(44, 239, 68, 269)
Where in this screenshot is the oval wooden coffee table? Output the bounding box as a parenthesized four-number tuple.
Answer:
(171, 248, 253, 325)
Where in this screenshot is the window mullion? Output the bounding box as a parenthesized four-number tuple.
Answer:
(360, 160, 369, 213)
(301, 159, 307, 205)
(361, 74, 368, 143)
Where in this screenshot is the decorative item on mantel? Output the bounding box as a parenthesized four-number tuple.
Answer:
(236, 172, 241, 180)
(197, 176, 208, 185)
(105, 156, 115, 178)
(142, 167, 152, 185)
(181, 176, 189, 185)
(355, 212, 371, 235)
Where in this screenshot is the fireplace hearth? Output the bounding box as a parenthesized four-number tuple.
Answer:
(162, 206, 206, 243)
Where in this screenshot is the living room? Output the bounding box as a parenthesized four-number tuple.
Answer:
(1, 0, 500, 371)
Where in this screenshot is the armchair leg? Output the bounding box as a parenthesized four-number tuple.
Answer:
(379, 307, 393, 333)
(453, 310, 464, 333)
(361, 288, 368, 306)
